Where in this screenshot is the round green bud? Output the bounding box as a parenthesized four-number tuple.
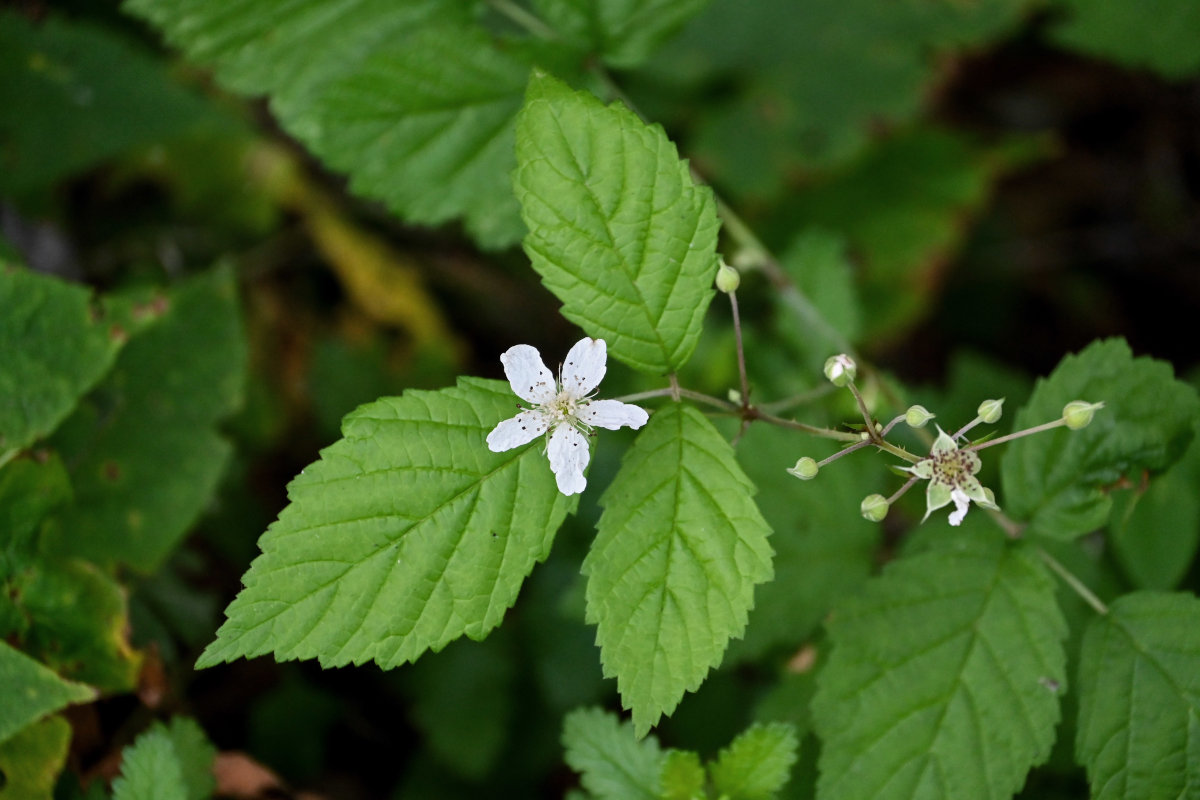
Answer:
(824, 354, 857, 387)
(787, 457, 819, 480)
(977, 398, 1005, 424)
(860, 493, 889, 522)
(905, 404, 935, 428)
(1063, 400, 1104, 430)
(715, 263, 741, 294)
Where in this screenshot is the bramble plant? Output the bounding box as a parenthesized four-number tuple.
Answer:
(3, 1, 1200, 799)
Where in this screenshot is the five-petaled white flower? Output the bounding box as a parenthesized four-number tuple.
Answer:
(486, 338, 648, 496)
(902, 426, 998, 526)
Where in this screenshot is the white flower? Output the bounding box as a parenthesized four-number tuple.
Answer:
(486, 338, 649, 496)
(901, 426, 998, 526)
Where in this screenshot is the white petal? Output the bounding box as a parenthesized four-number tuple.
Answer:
(547, 424, 589, 495)
(948, 488, 971, 526)
(486, 410, 549, 452)
(560, 338, 606, 398)
(580, 399, 649, 431)
(500, 344, 556, 404)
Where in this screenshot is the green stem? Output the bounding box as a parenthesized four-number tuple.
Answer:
(967, 418, 1068, 453)
(485, 0, 558, 39)
(0, 448, 17, 472)
(728, 289, 751, 405)
(1036, 547, 1109, 615)
(751, 409, 861, 442)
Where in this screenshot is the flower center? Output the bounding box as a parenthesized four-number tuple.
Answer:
(929, 449, 979, 488)
(544, 390, 579, 423)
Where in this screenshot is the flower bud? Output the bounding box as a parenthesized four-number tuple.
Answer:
(787, 457, 819, 480)
(977, 398, 1005, 424)
(860, 493, 889, 522)
(905, 404, 935, 428)
(715, 262, 741, 293)
(1063, 400, 1104, 430)
(824, 354, 856, 387)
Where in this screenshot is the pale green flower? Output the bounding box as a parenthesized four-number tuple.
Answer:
(903, 427, 998, 526)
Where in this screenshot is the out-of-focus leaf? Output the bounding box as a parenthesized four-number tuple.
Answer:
(407, 635, 515, 780)
(531, 0, 710, 68)
(0, 716, 72, 800)
(777, 128, 1020, 338)
(0, 11, 227, 196)
(774, 230, 861, 367)
(1108, 430, 1200, 589)
(1001, 338, 1199, 541)
(0, 264, 123, 453)
(726, 427, 879, 663)
(660, 749, 705, 800)
(160, 718, 217, 800)
(45, 266, 246, 571)
(1050, 0, 1200, 80)
(0, 642, 94, 745)
(11, 559, 142, 692)
(122, 0, 531, 246)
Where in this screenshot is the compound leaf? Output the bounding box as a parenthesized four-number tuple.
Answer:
(1001, 338, 1199, 541)
(197, 377, 574, 670)
(586, 403, 773, 735)
(514, 72, 720, 374)
(0, 264, 122, 454)
(812, 531, 1067, 800)
(562, 707, 662, 800)
(1076, 591, 1200, 800)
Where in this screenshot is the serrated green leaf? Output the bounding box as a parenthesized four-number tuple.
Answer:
(661, 749, 706, 800)
(531, 0, 710, 68)
(0, 642, 95, 745)
(122, 0, 528, 246)
(1001, 338, 1200, 541)
(709, 721, 799, 800)
(514, 73, 720, 374)
(0, 264, 122, 454)
(197, 377, 574, 670)
(1109, 431, 1200, 589)
(112, 725, 188, 800)
(562, 707, 663, 800)
(0, 716, 72, 800)
(1050, 0, 1200, 80)
(44, 266, 246, 571)
(586, 403, 773, 735)
(160, 718, 216, 800)
(0, 11, 227, 196)
(1076, 591, 1200, 800)
(812, 531, 1067, 800)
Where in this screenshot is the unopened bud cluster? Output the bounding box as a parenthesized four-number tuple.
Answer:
(792, 354, 1106, 528)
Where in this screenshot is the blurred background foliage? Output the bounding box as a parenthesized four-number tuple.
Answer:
(1, 0, 1198, 797)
